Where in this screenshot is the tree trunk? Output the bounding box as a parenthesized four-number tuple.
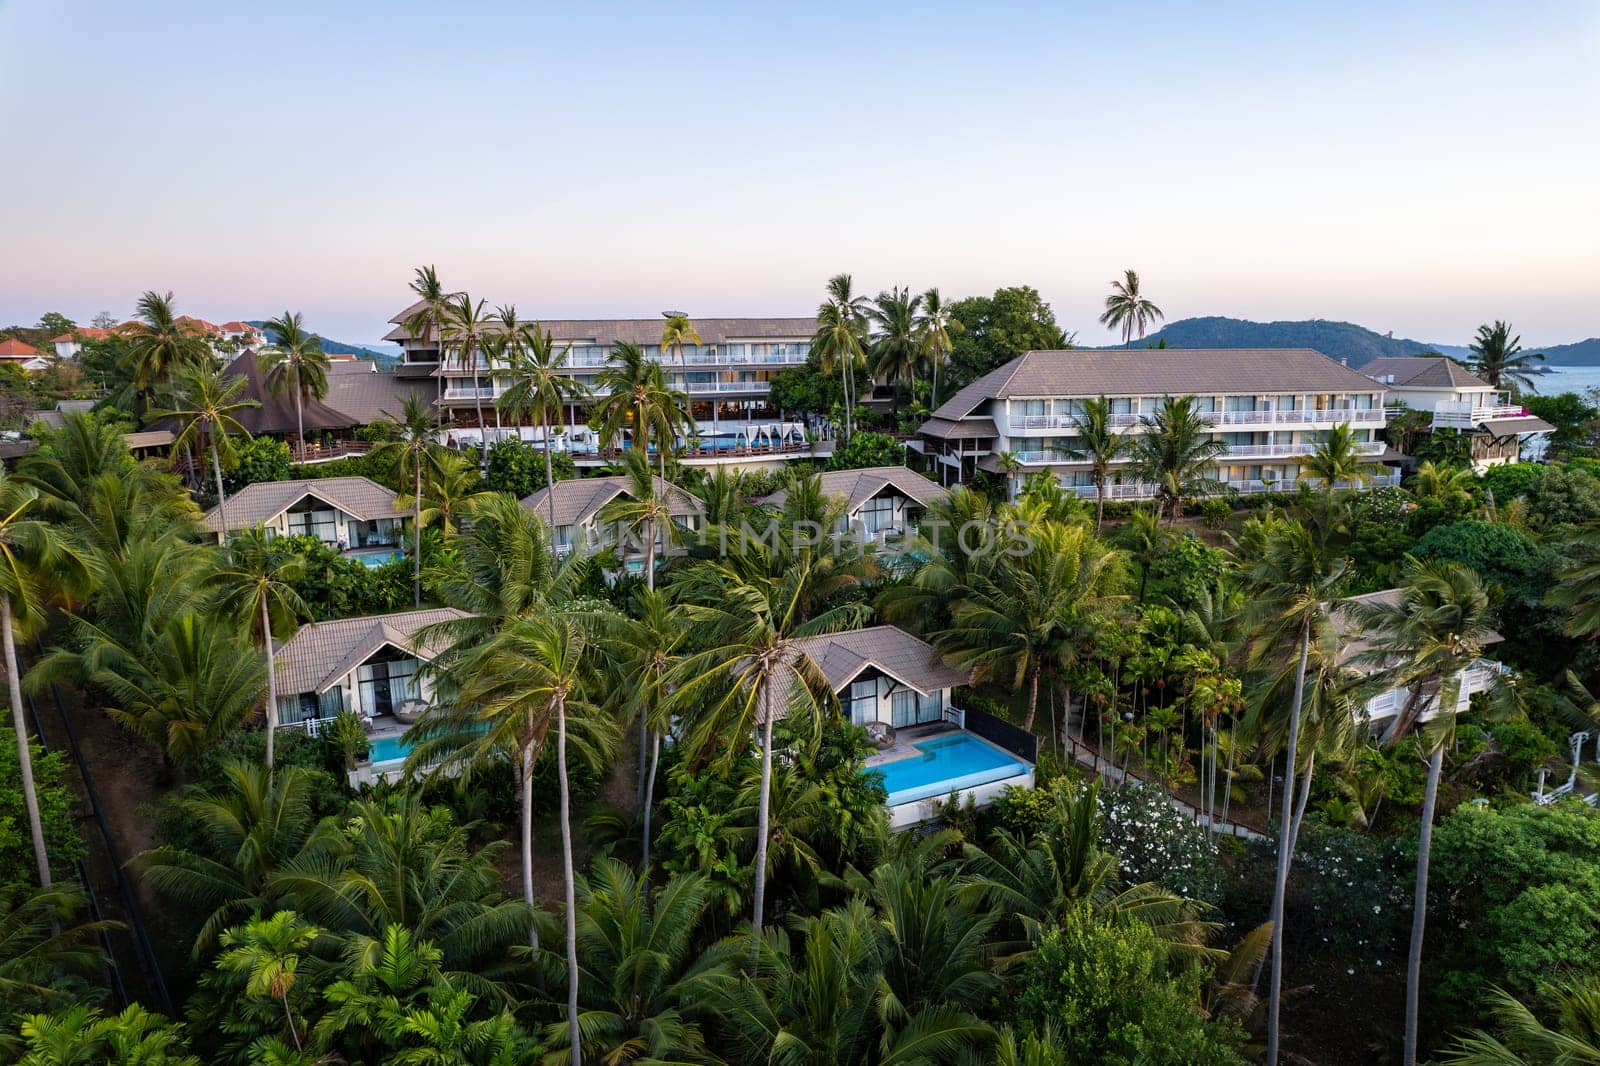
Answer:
(412, 459, 423, 608)
(930, 357, 940, 413)
(521, 740, 538, 951)
(641, 728, 661, 877)
(1022, 662, 1042, 732)
(262, 596, 278, 772)
(1265, 620, 1311, 1066)
(558, 696, 581, 1066)
(751, 684, 775, 945)
(3, 595, 50, 889)
(1287, 748, 1317, 860)
(636, 516, 658, 809)
(1096, 480, 1106, 530)
(1404, 744, 1444, 1066)
(542, 411, 560, 563)
(294, 365, 305, 462)
(283, 992, 302, 1052)
(211, 443, 229, 532)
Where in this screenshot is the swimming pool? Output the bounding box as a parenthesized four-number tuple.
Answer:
(869, 733, 1030, 807)
(368, 732, 412, 765)
(347, 547, 404, 569)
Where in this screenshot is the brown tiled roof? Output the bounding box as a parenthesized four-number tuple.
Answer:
(0, 339, 39, 357)
(917, 416, 998, 440)
(770, 625, 970, 718)
(204, 475, 409, 532)
(274, 608, 468, 695)
(520, 475, 704, 528)
(51, 328, 112, 342)
(386, 313, 818, 346)
(124, 430, 176, 450)
(324, 367, 432, 426)
(761, 466, 949, 514)
(1362, 356, 1488, 390)
(931, 348, 1383, 420)
(211, 350, 360, 435)
(1480, 416, 1555, 436)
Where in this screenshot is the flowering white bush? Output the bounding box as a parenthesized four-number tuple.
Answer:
(1296, 823, 1408, 967)
(1097, 780, 1225, 905)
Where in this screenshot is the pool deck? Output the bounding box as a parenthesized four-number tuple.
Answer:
(863, 723, 1036, 830)
(863, 721, 961, 767)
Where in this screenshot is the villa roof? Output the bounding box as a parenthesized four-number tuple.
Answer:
(218, 321, 257, 333)
(761, 466, 949, 514)
(918, 416, 998, 440)
(203, 475, 409, 532)
(0, 339, 39, 357)
(51, 328, 112, 343)
(384, 311, 818, 346)
(1479, 415, 1556, 437)
(123, 429, 176, 450)
(217, 349, 360, 434)
(273, 607, 468, 695)
(1361, 356, 1488, 390)
(521, 475, 704, 528)
(930, 348, 1382, 420)
(323, 366, 431, 425)
(772, 625, 970, 718)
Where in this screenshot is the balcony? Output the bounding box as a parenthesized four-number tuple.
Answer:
(1432, 398, 1529, 429)
(1204, 407, 1385, 427)
(1221, 440, 1386, 460)
(441, 385, 504, 400)
(682, 380, 772, 395)
(1059, 471, 1401, 500)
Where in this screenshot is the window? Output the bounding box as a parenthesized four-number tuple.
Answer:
(858, 495, 895, 534)
(849, 679, 879, 725)
(891, 689, 915, 728)
(917, 689, 944, 723)
(1225, 395, 1258, 413)
(1108, 397, 1133, 415)
(1020, 400, 1046, 417)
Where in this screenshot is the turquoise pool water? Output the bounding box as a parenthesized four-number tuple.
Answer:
(869, 733, 1029, 806)
(369, 732, 411, 764)
(348, 547, 404, 569)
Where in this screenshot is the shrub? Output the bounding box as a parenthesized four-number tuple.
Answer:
(1295, 822, 1410, 968)
(289, 451, 402, 491)
(1523, 463, 1600, 530)
(1097, 779, 1225, 905)
(826, 431, 905, 471)
(1198, 497, 1231, 528)
(224, 436, 291, 491)
(482, 438, 575, 499)
(0, 742, 85, 891)
(1144, 533, 1228, 612)
(1478, 462, 1543, 504)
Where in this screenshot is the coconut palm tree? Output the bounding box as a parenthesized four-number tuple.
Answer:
(149, 364, 259, 531)
(1243, 515, 1345, 1066)
(403, 266, 459, 415)
(446, 615, 607, 1060)
(217, 910, 320, 1054)
(1551, 525, 1600, 638)
(9, 1004, 197, 1065)
(0, 474, 89, 888)
(259, 312, 332, 461)
(211, 527, 307, 771)
(498, 324, 589, 560)
(1129, 395, 1227, 523)
(916, 287, 964, 412)
(1348, 559, 1505, 1066)
(869, 286, 923, 415)
(410, 450, 489, 541)
(371, 395, 448, 607)
(940, 520, 1121, 732)
(1071, 397, 1132, 529)
(0, 883, 118, 1017)
(121, 291, 213, 417)
(659, 312, 702, 365)
(1469, 321, 1545, 396)
(1098, 269, 1164, 347)
(594, 342, 693, 478)
(1440, 978, 1600, 1065)
(671, 556, 859, 941)
(540, 859, 728, 1063)
(1303, 422, 1380, 494)
(811, 274, 871, 440)
(1411, 459, 1477, 511)
(442, 294, 496, 460)
(488, 304, 536, 441)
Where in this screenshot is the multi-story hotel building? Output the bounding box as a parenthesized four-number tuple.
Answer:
(916, 347, 1399, 497)
(382, 306, 820, 460)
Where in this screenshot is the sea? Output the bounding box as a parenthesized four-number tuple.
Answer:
(1530, 365, 1600, 397)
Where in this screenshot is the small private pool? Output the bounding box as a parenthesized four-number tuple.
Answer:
(346, 547, 404, 569)
(869, 732, 1031, 808)
(368, 731, 412, 765)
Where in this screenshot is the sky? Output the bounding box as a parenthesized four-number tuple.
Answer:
(2, 0, 1597, 349)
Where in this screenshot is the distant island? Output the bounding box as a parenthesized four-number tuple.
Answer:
(1096, 315, 1599, 368)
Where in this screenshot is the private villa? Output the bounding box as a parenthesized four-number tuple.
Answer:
(204, 476, 410, 566)
(0, 339, 52, 372)
(759, 465, 950, 543)
(916, 347, 1401, 497)
(520, 474, 705, 569)
(781, 625, 1035, 829)
(1362, 356, 1554, 471)
(1334, 588, 1511, 733)
(382, 308, 823, 465)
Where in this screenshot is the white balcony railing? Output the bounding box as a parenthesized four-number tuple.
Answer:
(1059, 471, 1402, 500)
(1433, 400, 1529, 428)
(1204, 407, 1385, 427)
(441, 386, 504, 400)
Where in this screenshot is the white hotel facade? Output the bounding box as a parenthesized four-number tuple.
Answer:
(916, 347, 1400, 497)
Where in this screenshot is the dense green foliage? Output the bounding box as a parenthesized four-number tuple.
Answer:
(481, 438, 575, 499)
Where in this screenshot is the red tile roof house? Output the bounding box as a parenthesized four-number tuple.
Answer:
(51, 327, 113, 359)
(0, 339, 51, 372)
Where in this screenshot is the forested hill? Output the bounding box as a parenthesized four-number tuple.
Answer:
(246, 320, 398, 362)
(1100, 316, 1470, 367)
(1528, 338, 1600, 365)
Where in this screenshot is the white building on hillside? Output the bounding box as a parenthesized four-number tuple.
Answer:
(1361, 356, 1553, 471)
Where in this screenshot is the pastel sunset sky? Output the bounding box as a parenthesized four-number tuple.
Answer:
(2, 0, 1597, 347)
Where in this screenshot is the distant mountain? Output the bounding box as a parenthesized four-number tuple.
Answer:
(1095, 316, 1471, 368)
(245, 321, 399, 364)
(1528, 338, 1600, 366)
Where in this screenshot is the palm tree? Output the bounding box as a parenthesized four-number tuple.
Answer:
(597, 449, 675, 592)
(671, 557, 858, 940)
(371, 395, 447, 607)
(1412, 459, 1477, 510)
(10, 1004, 197, 1065)
(869, 286, 923, 415)
(499, 323, 589, 560)
(659, 312, 702, 365)
(403, 266, 458, 415)
(941, 521, 1121, 732)
(489, 304, 537, 441)
(149, 365, 259, 531)
(1129, 395, 1227, 523)
(1551, 525, 1600, 638)
(916, 287, 964, 412)
(1469, 321, 1544, 396)
(446, 615, 607, 1060)
(212, 527, 307, 771)
(1440, 978, 1600, 1065)
(259, 311, 332, 460)
(1303, 422, 1380, 494)
(1349, 559, 1505, 1066)
(216, 910, 320, 1054)
(594, 342, 693, 478)
(0, 474, 88, 888)
(811, 274, 870, 440)
(541, 860, 727, 1063)
(411, 450, 489, 541)
(1071, 396, 1131, 529)
(121, 291, 212, 416)
(1243, 515, 1345, 1066)
(1098, 269, 1164, 347)
(442, 294, 495, 460)
(0, 883, 118, 1014)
